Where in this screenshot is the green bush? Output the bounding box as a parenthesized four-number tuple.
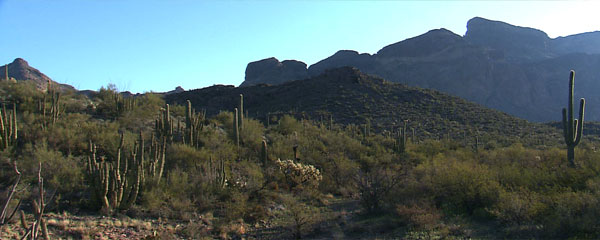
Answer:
(415, 153, 501, 215)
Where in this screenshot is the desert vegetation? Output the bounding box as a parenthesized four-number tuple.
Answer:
(1, 72, 600, 239)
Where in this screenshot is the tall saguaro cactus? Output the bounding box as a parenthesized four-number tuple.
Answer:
(261, 139, 268, 166)
(562, 70, 585, 167)
(239, 94, 244, 130)
(234, 108, 240, 147)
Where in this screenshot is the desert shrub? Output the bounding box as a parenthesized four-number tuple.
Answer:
(239, 118, 265, 148)
(44, 113, 92, 156)
(17, 142, 85, 210)
(142, 168, 198, 219)
(488, 188, 545, 226)
(0, 80, 41, 113)
(277, 115, 302, 136)
(166, 143, 204, 170)
(279, 194, 325, 239)
(229, 160, 264, 192)
(118, 93, 164, 131)
(538, 191, 600, 238)
(93, 84, 121, 118)
(395, 201, 443, 231)
(415, 154, 501, 215)
(355, 163, 403, 213)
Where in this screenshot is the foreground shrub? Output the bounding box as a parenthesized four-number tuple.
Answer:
(396, 202, 442, 231)
(415, 154, 501, 215)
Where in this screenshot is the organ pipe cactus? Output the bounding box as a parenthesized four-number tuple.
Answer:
(38, 79, 62, 128)
(562, 70, 585, 167)
(208, 155, 227, 188)
(86, 133, 145, 214)
(155, 104, 174, 140)
(0, 103, 18, 150)
(112, 93, 136, 117)
(184, 100, 204, 147)
(396, 120, 408, 153)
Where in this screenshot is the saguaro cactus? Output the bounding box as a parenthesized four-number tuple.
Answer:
(261, 139, 268, 166)
(234, 108, 240, 147)
(239, 94, 244, 130)
(562, 70, 585, 167)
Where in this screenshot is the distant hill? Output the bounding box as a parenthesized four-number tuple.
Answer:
(240, 17, 600, 122)
(168, 67, 561, 144)
(0, 58, 74, 92)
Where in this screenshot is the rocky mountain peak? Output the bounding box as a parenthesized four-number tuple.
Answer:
(464, 17, 553, 61)
(377, 28, 463, 58)
(241, 57, 309, 87)
(1, 58, 74, 92)
(11, 58, 29, 67)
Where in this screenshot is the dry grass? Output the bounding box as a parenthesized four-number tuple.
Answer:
(1, 212, 188, 240)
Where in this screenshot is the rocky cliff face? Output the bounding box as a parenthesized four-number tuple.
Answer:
(464, 17, 554, 62)
(240, 17, 600, 122)
(241, 57, 309, 87)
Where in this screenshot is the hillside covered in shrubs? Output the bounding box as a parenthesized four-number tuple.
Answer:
(1, 76, 600, 239)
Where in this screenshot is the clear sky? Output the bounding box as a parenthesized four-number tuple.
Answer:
(1, 1, 599, 93)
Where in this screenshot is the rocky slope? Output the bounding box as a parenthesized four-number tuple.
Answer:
(168, 67, 560, 143)
(240, 17, 600, 122)
(1, 58, 74, 91)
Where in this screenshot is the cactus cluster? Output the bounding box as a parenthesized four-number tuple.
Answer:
(206, 155, 227, 188)
(184, 100, 204, 147)
(155, 104, 174, 140)
(148, 132, 167, 185)
(156, 102, 205, 148)
(562, 70, 585, 167)
(113, 93, 137, 117)
(38, 80, 62, 129)
(0, 103, 18, 150)
(86, 133, 144, 214)
(393, 120, 408, 153)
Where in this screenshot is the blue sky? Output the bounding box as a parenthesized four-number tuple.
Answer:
(1, 1, 599, 93)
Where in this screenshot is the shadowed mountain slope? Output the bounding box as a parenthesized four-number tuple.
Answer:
(168, 67, 560, 143)
(241, 17, 600, 122)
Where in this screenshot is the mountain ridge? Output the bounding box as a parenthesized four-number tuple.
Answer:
(241, 17, 600, 122)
